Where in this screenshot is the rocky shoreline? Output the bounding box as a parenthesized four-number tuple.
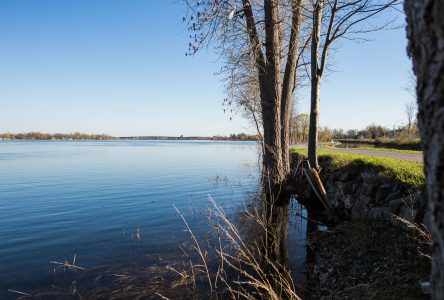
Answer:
(290, 150, 430, 299)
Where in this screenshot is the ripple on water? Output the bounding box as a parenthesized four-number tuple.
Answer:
(0, 140, 260, 296)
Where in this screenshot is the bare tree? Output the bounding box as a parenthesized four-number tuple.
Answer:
(346, 129, 357, 138)
(223, 64, 264, 148)
(293, 113, 310, 142)
(306, 0, 401, 170)
(184, 0, 307, 184)
(405, 69, 417, 100)
(182, 0, 307, 262)
(405, 101, 416, 134)
(405, 1, 444, 298)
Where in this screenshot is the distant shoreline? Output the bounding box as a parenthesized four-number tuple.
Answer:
(0, 138, 258, 142)
(0, 133, 259, 142)
(119, 135, 259, 141)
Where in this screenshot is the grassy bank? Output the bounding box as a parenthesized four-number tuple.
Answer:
(292, 148, 430, 298)
(291, 148, 425, 189)
(324, 144, 422, 154)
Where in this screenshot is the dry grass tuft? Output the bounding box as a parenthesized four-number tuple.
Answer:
(171, 195, 302, 300)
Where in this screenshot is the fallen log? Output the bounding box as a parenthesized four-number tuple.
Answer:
(302, 160, 338, 222)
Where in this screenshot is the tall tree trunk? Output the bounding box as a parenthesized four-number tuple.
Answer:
(261, 0, 288, 264)
(261, 87, 284, 186)
(308, 76, 321, 170)
(405, 1, 444, 298)
(242, 0, 284, 185)
(281, 0, 303, 175)
(308, 0, 323, 171)
(261, 0, 284, 188)
(243, 0, 303, 265)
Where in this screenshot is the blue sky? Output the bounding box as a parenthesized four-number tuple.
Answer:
(0, 1, 412, 136)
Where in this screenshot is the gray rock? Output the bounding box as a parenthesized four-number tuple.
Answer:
(386, 190, 402, 202)
(342, 182, 354, 194)
(330, 192, 339, 207)
(328, 185, 337, 197)
(353, 183, 362, 196)
(360, 172, 375, 181)
(339, 171, 353, 181)
(369, 207, 390, 218)
(389, 198, 403, 214)
(362, 182, 375, 196)
(380, 183, 391, 189)
(344, 195, 354, 209)
(319, 272, 328, 282)
(400, 206, 416, 222)
(375, 185, 392, 204)
(351, 196, 371, 220)
(415, 192, 426, 209)
(391, 183, 402, 193)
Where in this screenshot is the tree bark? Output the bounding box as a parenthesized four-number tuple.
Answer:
(261, 0, 284, 187)
(242, 0, 290, 265)
(281, 0, 304, 175)
(405, 1, 444, 298)
(243, 0, 283, 183)
(308, 0, 324, 171)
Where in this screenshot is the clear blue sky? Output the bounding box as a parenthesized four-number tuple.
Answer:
(0, 1, 412, 136)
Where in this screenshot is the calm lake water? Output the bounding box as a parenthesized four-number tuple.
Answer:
(0, 140, 306, 297)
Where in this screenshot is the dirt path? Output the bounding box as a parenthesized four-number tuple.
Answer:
(292, 144, 423, 163)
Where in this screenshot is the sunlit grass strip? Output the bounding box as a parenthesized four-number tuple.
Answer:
(323, 144, 422, 154)
(291, 148, 425, 189)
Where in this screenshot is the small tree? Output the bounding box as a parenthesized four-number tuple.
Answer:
(307, 0, 401, 170)
(365, 124, 388, 139)
(293, 113, 310, 142)
(405, 101, 417, 134)
(346, 129, 357, 139)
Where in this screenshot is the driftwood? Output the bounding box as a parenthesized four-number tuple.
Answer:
(7, 289, 31, 296)
(302, 160, 338, 222)
(310, 167, 335, 213)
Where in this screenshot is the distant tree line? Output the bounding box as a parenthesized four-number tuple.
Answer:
(290, 114, 420, 145)
(120, 133, 260, 141)
(0, 132, 116, 140)
(329, 123, 420, 140)
(1, 132, 260, 141)
(218, 133, 259, 141)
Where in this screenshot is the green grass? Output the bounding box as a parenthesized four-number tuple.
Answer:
(350, 146, 421, 154)
(323, 144, 422, 154)
(291, 148, 425, 189)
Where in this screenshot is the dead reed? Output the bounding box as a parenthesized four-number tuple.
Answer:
(171, 195, 302, 300)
